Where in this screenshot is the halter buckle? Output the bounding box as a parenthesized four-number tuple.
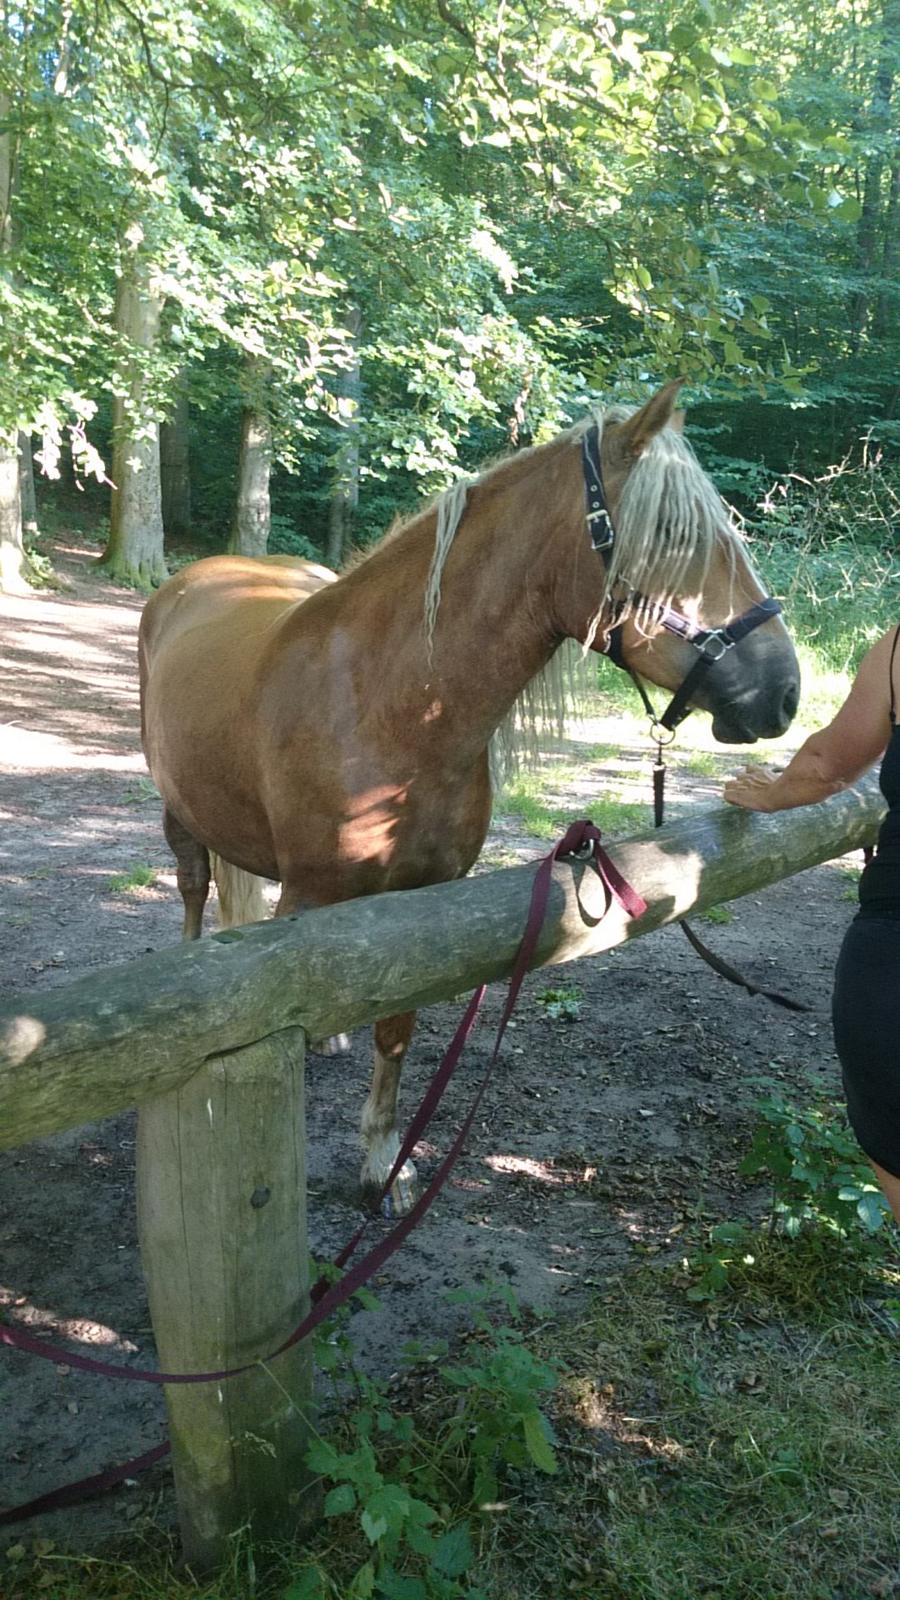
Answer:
(694, 629, 734, 663)
(586, 507, 615, 552)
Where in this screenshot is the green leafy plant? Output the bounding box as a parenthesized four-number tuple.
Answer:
(303, 1283, 558, 1598)
(535, 984, 583, 1021)
(700, 904, 733, 925)
(438, 1286, 560, 1506)
(681, 1088, 892, 1302)
(740, 1089, 890, 1241)
(682, 1219, 757, 1302)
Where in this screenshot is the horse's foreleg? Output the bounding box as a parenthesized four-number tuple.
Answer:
(275, 881, 351, 1054)
(162, 807, 210, 941)
(361, 1011, 418, 1217)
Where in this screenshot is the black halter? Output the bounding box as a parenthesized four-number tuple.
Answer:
(581, 422, 782, 734)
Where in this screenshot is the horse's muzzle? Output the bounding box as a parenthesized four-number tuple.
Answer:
(711, 677, 801, 744)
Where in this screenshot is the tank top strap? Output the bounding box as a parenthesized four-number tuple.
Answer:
(891, 623, 900, 726)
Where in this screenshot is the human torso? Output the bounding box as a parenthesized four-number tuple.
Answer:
(858, 624, 900, 918)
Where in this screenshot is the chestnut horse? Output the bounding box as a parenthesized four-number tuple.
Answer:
(139, 382, 800, 1213)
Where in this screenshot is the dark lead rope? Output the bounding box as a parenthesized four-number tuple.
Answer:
(1, 823, 646, 1525)
(582, 421, 810, 1015)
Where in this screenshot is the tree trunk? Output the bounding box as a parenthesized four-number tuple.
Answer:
(0, 435, 30, 594)
(874, 156, 899, 339)
(160, 388, 192, 542)
(229, 364, 272, 557)
(325, 308, 361, 569)
(0, 94, 29, 594)
(849, 0, 898, 347)
(102, 238, 167, 588)
(18, 430, 37, 535)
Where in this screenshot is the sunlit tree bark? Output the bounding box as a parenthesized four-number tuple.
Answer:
(18, 431, 37, 536)
(229, 359, 272, 557)
(325, 308, 361, 570)
(849, 0, 899, 348)
(102, 233, 167, 588)
(0, 88, 29, 594)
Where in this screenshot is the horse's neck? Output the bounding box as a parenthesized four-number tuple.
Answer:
(282, 437, 586, 763)
(392, 466, 578, 752)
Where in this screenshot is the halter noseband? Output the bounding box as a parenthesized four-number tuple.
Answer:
(581, 422, 782, 734)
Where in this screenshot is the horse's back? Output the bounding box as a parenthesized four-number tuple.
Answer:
(139, 554, 337, 870)
(140, 554, 336, 658)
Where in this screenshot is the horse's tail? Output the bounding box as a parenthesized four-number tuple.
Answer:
(210, 853, 269, 928)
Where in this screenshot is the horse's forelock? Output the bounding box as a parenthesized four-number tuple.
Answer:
(593, 407, 732, 631)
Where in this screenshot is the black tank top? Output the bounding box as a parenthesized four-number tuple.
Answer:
(858, 624, 900, 918)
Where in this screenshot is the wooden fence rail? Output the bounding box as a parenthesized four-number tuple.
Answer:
(0, 779, 884, 1567)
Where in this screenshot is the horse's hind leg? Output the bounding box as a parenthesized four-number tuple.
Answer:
(360, 1011, 418, 1217)
(162, 807, 210, 941)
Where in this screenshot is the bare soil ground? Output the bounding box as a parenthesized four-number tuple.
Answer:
(0, 540, 858, 1556)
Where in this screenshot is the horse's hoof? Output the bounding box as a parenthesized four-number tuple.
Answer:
(361, 1158, 418, 1219)
(309, 1033, 352, 1056)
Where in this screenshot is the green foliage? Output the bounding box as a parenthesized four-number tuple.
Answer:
(740, 1087, 891, 1242)
(682, 1085, 892, 1304)
(438, 1286, 560, 1505)
(535, 984, 584, 1021)
(498, 773, 647, 841)
(301, 1282, 559, 1598)
(268, 516, 322, 562)
(107, 863, 157, 892)
(750, 451, 900, 675)
(6, 0, 900, 569)
(699, 903, 733, 925)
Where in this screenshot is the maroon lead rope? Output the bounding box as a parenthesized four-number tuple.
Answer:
(0, 821, 645, 1525)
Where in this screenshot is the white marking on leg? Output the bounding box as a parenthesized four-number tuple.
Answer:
(360, 1048, 417, 1215)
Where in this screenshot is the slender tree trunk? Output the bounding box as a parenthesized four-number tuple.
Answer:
(0, 436, 29, 593)
(849, 0, 898, 347)
(102, 237, 167, 588)
(160, 388, 192, 542)
(874, 157, 899, 338)
(325, 308, 361, 570)
(0, 91, 30, 594)
(229, 361, 272, 557)
(18, 430, 37, 535)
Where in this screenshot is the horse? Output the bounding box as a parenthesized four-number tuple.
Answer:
(139, 380, 800, 1214)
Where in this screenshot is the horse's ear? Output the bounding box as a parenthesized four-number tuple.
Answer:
(616, 380, 685, 457)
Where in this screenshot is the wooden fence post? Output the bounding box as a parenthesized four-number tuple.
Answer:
(136, 1026, 316, 1570)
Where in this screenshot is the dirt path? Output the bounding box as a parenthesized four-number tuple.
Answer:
(0, 542, 855, 1554)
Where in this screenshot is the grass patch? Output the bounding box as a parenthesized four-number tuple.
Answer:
(532, 1260, 900, 1600)
(497, 772, 648, 841)
(12, 1242, 897, 1600)
(699, 903, 733, 925)
(107, 864, 158, 893)
(122, 778, 160, 806)
(679, 748, 723, 778)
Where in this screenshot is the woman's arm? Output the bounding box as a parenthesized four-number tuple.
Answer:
(724, 625, 896, 813)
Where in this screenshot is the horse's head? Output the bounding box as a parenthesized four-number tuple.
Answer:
(579, 383, 800, 745)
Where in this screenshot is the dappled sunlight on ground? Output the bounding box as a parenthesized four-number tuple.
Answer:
(0, 722, 144, 773)
(0, 1291, 133, 1352)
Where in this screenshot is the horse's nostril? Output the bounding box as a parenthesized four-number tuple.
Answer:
(783, 682, 800, 720)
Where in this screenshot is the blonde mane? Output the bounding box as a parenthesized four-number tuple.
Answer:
(416, 404, 736, 788)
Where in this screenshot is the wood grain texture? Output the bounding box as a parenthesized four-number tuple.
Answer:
(136, 1027, 315, 1569)
(1, 780, 884, 1151)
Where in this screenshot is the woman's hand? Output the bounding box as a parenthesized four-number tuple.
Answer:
(723, 764, 782, 810)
